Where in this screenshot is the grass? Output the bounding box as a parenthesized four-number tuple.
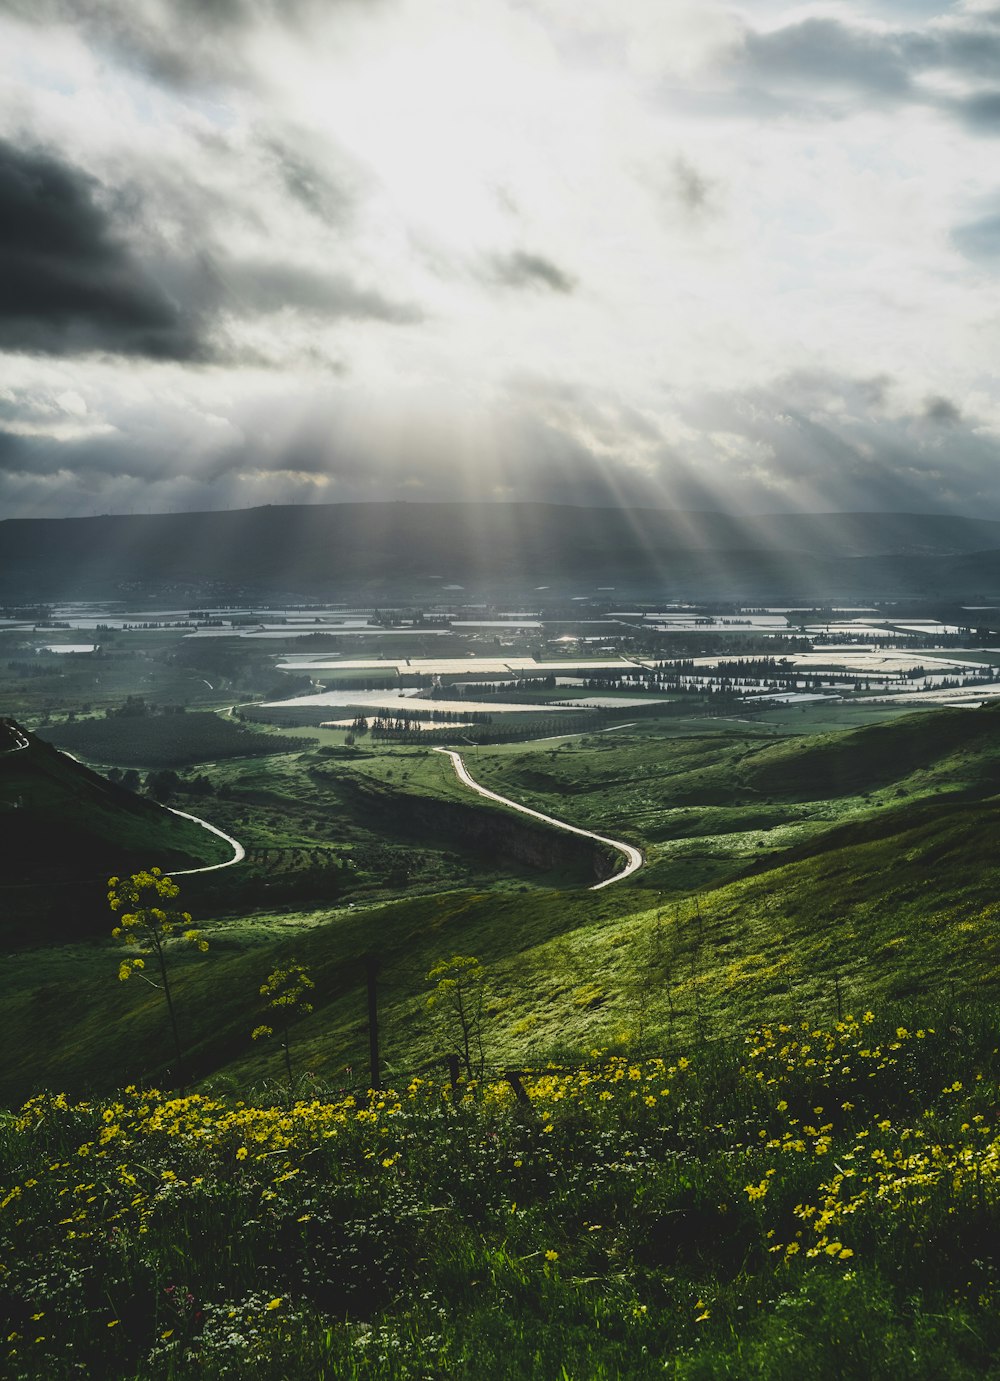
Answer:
(1, 722, 606, 953)
(4, 701, 1000, 1102)
(3, 1009, 1000, 1378)
(3, 737, 1000, 1107)
(178, 743, 602, 916)
(4, 699, 1000, 1074)
(458, 703, 1000, 895)
(6, 675, 1000, 1376)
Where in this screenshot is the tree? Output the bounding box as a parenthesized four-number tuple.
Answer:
(252, 961, 315, 1105)
(426, 955, 487, 1080)
(145, 769, 181, 803)
(107, 869, 209, 1087)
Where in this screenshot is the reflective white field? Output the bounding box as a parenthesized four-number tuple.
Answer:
(260, 689, 578, 715)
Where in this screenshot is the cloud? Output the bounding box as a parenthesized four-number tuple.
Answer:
(923, 395, 963, 425)
(740, 18, 914, 99)
(7, 364, 999, 523)
(216, 261, 422, 323)
(0, 426, 28, 467)
(257, 130, 362, 225)
(952, 207, 1000, 257)
(489, 250, 577, 294)
(671, 158, 713, 214)
(0, 130, 422, 365)
(719, 9, 1000, 129)
(0, 0, 356, 90)
(0, 138, 202, 359)
(3, 0, 1000, 522)
(676, 373, 1000, 515)
(956, 90, 1000, 131)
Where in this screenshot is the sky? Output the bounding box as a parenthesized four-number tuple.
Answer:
(1, 0, 1000, 520)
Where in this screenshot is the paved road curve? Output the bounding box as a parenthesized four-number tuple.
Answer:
(1, 723, 30, 755)
(167, 808, 246, 875)
(433, 747, 643, 890)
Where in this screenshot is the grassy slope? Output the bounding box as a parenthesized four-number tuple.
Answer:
(175, 743, 602, 915)
(0, 730, 230, 884)
(463, 704, 1000, 892)
(3, 702, 1000, 1104)
(2, 785, 999, 1102)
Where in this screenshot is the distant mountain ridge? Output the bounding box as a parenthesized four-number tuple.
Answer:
(4, 502, 1000, 600)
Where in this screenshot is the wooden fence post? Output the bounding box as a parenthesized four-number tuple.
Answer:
(504, 1071, 534, 1110)
(446, 1053, 461, 1098)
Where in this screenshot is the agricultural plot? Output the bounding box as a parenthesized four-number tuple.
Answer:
(259, 689, 576, 716)
(36, 712, 310, 768)
(276, 656, 638, 677)
(0, 637, 223, 721)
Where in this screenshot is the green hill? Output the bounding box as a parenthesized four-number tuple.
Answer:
(1, 722, 998, 1103)
(2, 702, 1000, 1105)
(0, 720, 232, 944)
(455, 705, 1000, 894)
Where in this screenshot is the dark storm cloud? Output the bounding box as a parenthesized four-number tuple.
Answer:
(956, 90, 1000, 132)
(490, 251, 576, 294)
(0, 135, 421, 362)
(0, 138, 202, 359)
(728, 11, 1000, 129)
(0, 419, 219, 490)
(901, 26, 1000, 80)
(680, 374, 1000, 515)
(4, 366, 1000, 519)
(0, 427, 29, 468)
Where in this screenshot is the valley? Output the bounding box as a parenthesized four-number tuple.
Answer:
(3, 586, 1000, 1098)
(5, 573, 1000, 1380)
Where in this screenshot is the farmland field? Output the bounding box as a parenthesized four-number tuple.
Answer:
(37, 712, 311, 767)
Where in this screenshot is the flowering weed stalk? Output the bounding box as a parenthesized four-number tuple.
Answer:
(107, 869, 209, 1089)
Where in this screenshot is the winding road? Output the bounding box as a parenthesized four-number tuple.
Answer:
(42, 740, 246, 878)
(9, 720, 636, 888)
(433, 747, 643, 890)
(167, 808, 246, 876)
(1, 723, 30, 755)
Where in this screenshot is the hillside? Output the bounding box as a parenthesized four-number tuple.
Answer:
(2, 788, 997, 1107)
(0, 720, 231, 943)
(5, 502, 1000, 600)
(6, 698, 1000, 1381)
(2, 703, 1000, 1104)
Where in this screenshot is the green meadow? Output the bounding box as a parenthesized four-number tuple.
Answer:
(5, 691, 1000, 1378)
